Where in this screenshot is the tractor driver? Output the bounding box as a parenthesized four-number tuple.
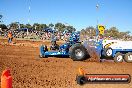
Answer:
(50, 33, 59, 50)
(69, 33, 79, 44)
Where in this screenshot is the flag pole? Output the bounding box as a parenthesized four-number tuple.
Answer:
(27, 0, 31, 36)
(96, 3, 99, 25)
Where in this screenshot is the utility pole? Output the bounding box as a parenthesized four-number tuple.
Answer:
(27, 0, 31, 36)
(96, 3, 99, 25)
(95, 3, 100, 41)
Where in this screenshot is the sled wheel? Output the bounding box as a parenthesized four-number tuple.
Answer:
(39, 45, 48, 58)
(124, 52, 132, 63)
(39, 54, 48, 58)
(39, 54, 43, 58)
(69, 43, 88, 61)
(76, 76, 86, 85)
(114, 52, 124, 63)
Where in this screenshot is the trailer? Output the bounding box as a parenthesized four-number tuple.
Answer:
(77, 39, 132, 62)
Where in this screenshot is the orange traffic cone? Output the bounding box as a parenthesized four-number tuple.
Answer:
(1, 69, 12, 88)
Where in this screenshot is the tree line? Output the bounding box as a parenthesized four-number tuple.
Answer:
(0, 23, 132, 40)
(81, 26, 132, 40)
(0, 14, 131, 39)
(0, 22, 76, 33)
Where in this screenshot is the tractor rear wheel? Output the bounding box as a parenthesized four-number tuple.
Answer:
(113, 52, 124, 63)
(124, 52, 132, 63)
(69, 44, 88, 61)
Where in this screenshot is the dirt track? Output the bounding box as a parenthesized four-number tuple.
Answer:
(0, 38, 132, 88)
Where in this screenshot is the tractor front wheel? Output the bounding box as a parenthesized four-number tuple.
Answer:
(104, 48, 113, 57)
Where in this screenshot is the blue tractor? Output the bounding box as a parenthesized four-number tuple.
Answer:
(39, 32, 85, 59)
(39, 26, 105, 61)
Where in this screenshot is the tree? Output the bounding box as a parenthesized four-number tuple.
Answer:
(104, 27, 132, 39)
(9, 22, 19, 29)
(25, 24, 32, 29)
(0, 24, 7, 29)
(33, 23, 39, 30)
(40, 24, 48, 30)
(122, 31, 131, 39)
(33, 23, 48, 30)
(49, 23, 54, 28)
(0, 14, 3, 23)
(107, 27, 119, 38)
(66, 26, 76, 33)
(0, 15, 2, 19)
(85, 26, 96, 36)
(55, 23, 65, 32)
(80, 29, 86, 35)
(126, 31, 131, 35)
(20, 24, 26, 28)
(54, 22, 76, 32)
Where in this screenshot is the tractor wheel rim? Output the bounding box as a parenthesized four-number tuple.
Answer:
(106, 49, 112, 56)
(75, 49, 83, 58)
(128, 55, 132, 61)
(117, 55, 123, 62)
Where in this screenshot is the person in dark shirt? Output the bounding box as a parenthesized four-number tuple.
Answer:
(50, 33, 59, 50)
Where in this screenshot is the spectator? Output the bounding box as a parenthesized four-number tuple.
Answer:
(51, 33, 56, 41)
(8, 31, 13, 43)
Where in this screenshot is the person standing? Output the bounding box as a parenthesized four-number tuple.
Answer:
(8, 31, 13, 43)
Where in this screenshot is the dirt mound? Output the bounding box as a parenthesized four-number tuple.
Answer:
(0, 38, 132, 88)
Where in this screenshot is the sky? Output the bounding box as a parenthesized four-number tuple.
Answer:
(0, 0, 132, 33)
